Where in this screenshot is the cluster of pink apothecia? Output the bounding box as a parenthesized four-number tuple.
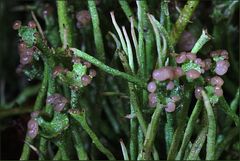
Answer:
(147, 50, 230, 112)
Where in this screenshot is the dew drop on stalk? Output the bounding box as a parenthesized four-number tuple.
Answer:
(186, 69, 201, 79)
(210, 76, 224, 87)
(147, 81, 157, 93)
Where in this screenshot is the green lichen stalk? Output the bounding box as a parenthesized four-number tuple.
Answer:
(2, 0, 239, 160)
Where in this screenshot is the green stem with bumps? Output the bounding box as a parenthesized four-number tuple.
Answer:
(71, 48, 146, 88)
(164, 112, 174, 154)
(191, 29, 211, 54)
(160, 1, 171, 32)
(39, 60, 56, 160)
(53, 150, 61, 160)
(224, 89, 240, 129)
(70, 90, 89, 160)
(202, 91, 216, 160)
(148, 14, 163, 67)
(20, 62, 48, 160)
(187, 127, 208, 160)
(215, 127, 239, 159)
(170, 0, 200, 46)
(151, 15, 174, 52)
(167, 84, 193, 160)
(218, 97, 240, 127)
(117, 50, 159, 159)
(136, 1, 146, 78)
(141, 103, 163, 160)
(176, 100, 203, 160)
(69, 110, 116, 160)
(57, 0, 74, 47)
(118, 0, 137, 28)
(88, 0, 105, 63)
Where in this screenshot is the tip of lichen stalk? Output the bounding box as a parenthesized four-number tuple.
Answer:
(147, 13, 152, 19)
(110, 11, 114, 15)
(202, 29, 212, 39)
(124, 113, 136, 119)
(119, 138, 123, 142)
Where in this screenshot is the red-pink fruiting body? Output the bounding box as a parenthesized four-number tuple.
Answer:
(165, 102, 176, 112)
(147, 81, 157, 93)
(186, 69, 201, 79)
(152, 67, 174, 81)
(210, 76, 224, 87)
(13, 20, 22, 30)
(215, 60, 230, 76)
(81, 75, 92, 86)
(166, 81, 175, 90)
